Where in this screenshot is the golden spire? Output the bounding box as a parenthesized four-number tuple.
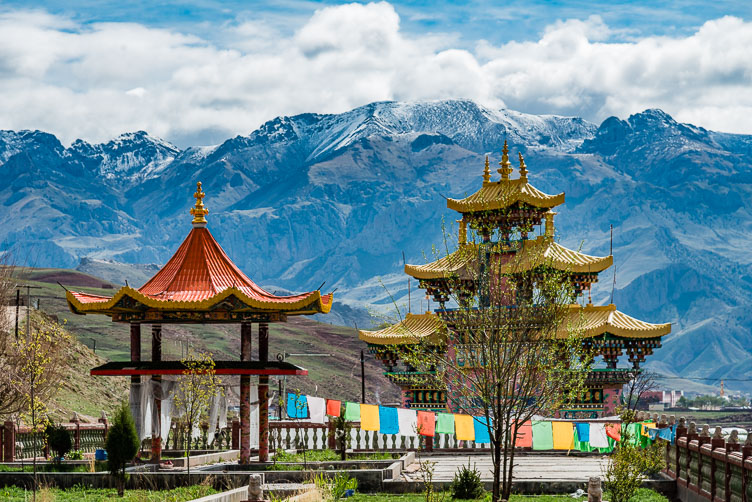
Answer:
(518, 152, 528, 182)
(190, 181, 209, 227)
(482, 155, 491, 184)
(497, 140, 513, 180)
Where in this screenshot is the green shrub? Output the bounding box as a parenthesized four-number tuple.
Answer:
(331, 473, 358, 500)
(450, 460, 485, 500)
(106, 402, 140, 497)
(45, 424, 72, 462)
(603, 429, 666, 502)
(67, 450, 84, 460)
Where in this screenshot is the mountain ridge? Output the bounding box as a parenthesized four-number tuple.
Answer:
(3, 99, 752, 392)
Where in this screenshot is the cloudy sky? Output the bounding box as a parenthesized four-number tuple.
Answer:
(1, 0, 751, 147)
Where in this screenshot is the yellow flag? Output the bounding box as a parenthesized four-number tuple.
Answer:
(360, 404, 379, 431)
(454, 414, 475, 441)
(552, 421, 574, 450)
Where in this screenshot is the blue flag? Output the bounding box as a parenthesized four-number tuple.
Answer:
(473, 416, 491, 444)
(379, 406, 399, 434)
(575, 423, 590, 443)
(287, 393, 308, 419)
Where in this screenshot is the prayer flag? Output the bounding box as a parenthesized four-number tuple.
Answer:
(397, 408, 418, 437)
(417, 411, 435, 437)
(575, 423, 590, 443)
(590, 424, 609, 448)
(605, 423, 621, 442)
(514, 421, 532, 448)
(436, 413, 455, 434)
(455, 414, 475, 441)
(326, 399, 341, 417)
(361, 404, 379, 431)
(552, 421, 574, 450)
(343, 402, 360, 421)
(286, 393, 308, 419)
(473, 416, 491, 444)
(532, 421, 554, 450)
(642, 423, 657, 437)
(379, 406, 399, 435)
(308, 397, 326, 424)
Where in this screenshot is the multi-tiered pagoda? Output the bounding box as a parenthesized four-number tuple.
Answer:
(359, 142, 669, 418)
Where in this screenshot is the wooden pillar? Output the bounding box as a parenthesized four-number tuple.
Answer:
(239, 322, 253, 464)
(258, 322, 269, 462)
(151, 324, 162, 463)
(3, 421, 15, 462)
(129, 323, 142, 441)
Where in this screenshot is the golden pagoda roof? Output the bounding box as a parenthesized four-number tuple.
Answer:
(404, 237, 611, 280)
(404, 245, 478, 280)
(508, 236, 612, 274)
(447, 178, 565, 213)
(559, 304, 671, 339)
(359, 312, 445, 345)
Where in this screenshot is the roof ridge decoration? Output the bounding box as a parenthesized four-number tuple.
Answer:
(497, 140, 513, 180)
(518, 152, 528, 182)
(482, 156, 491, 185)
(190, 181, 209, 227)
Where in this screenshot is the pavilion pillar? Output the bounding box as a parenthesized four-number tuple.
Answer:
(129, 323, 142, 440)
(151, 324, 162, 463)
(239, 322, 253, 464)
(258, 323, 269, 462)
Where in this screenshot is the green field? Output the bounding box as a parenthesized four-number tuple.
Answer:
(0, 484, 217, 501)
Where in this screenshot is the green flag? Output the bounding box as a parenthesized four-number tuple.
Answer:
(532, 421, 554, 450)
(436, 413, 455, 434)
(343, 402, 360, 421)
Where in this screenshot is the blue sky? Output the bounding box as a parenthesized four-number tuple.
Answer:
(0, 1, 750, 146)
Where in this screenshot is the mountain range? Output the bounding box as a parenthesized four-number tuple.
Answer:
(3, 99, 751, 393)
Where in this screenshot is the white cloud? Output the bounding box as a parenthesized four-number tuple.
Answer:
(0, 4, 750, 147)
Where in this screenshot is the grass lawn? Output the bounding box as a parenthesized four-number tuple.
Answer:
(274, 450, 398, 463)
(0, 463, 106, 472)
(0, 484, 218, 501)
(348, 488, 668, 502)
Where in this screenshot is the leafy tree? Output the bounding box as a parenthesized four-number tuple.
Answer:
(603, 425, 665, 502)
(106, 402, 140, 497)
(394, 219, 591, 502)
(45, 424, 72, 463)
(173, 350, 222, 476)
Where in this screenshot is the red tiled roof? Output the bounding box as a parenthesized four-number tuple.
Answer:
(68, 227, 332, 314)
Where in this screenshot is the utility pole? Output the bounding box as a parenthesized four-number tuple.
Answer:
(15, 289, 19, 339)
(360, 350, 366, 404)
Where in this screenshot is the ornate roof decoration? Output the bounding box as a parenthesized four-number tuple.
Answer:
(447, 143, 564, 213)
(67, 183, 333, 318)
(559, 304, 671, 339)
(358, 312, 446, 345)
(404, 234, 611, 281)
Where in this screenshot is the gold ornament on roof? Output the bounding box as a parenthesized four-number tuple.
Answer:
(190, 181, 209, 226)
(518, 152, 528, 181)
(483, 156, 491, 184)
(498, 140, 513, 180)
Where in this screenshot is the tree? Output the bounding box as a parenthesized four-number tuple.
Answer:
(45, 423, 73, 463)
(173, 350, 222, 477)
(396, 222, 591, 502)
(621, 370, 658, 418)
(13, 315, 71, 500)
(106, 402, 140, 497)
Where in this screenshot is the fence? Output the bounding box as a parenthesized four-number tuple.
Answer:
(1, 417, 108, 462)
(665, 417, 752, 502)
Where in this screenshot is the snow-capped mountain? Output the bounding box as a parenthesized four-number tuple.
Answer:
(3, 99, 752, 391)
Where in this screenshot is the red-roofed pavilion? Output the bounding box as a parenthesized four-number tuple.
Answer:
(67, 182, 333, 464)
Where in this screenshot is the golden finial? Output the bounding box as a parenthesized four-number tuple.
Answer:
(482, 156, 491, 184)
(190, 181, 209, 227)
(518, 152, 528, 181)
(497, 140, 513, 180)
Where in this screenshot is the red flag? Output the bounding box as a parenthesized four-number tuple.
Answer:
(326, 399, 341, 417)
(606, 423, 621, 442)
(417, 411, 435, 437)
(514, 421, 533, 448)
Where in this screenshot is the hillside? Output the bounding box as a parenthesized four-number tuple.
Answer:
(3, 99, 752, 391)
(10, 268, 401, 405)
